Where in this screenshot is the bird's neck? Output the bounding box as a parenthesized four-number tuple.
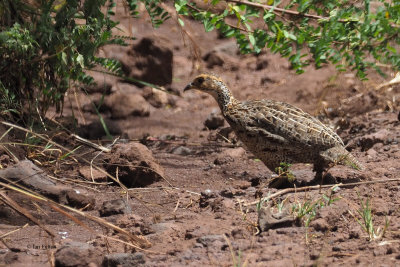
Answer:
(216, 83, 236, 113)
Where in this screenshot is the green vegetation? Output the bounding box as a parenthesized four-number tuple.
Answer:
(175, 0, 400, 78)
(1, 0, 399, 124)
(352, 194, 389, 241)
(0, 0, 128, 123)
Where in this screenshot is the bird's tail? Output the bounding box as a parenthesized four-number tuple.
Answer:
(321, 146, 364, 170)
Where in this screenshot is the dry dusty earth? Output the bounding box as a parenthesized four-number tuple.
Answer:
(1, 3, 400, 267)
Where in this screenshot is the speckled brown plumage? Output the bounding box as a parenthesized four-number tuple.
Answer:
(184, 74, 362, 179)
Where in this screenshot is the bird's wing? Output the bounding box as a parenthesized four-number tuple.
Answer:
(243, 100, 344, 148)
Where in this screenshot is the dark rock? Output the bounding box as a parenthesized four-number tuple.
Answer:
(105, 142, 164, 187)
(204, 112, 225, 130)
(99, 199, 132, 217)
(255, 56, 269, 70)
(258, 207, 295, 231)
(55, 242, 101, 267)
(310, 218, 330, 232)
(77, 119, 122, 139)
(260, 76, 275, 85)
(102, 252, 145, 267)
(203, 51, 224, 68)
(358, 129, 389, 151)
(117, 37, 173, 87)
(219, 189, 234, 198)
(65, 190, 96, 210)
(104, 93, 151, 119)
(199, 189, 217, 208)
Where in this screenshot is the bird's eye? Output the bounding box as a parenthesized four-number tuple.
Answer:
(196, 77, 204, 84)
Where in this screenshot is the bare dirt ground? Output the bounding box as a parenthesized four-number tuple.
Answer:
(1, 3, 400, 267)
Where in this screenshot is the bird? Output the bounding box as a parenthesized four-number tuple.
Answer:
(184, 73, 363, 183)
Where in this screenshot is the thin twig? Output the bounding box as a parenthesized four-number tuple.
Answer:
(0, 223, 28, 239)
(0, 180, 151, 248)
(227, 0, 329, 20)
(1, 121, 127, 190)
(244, 178, 400, 206)
(71, 134, 111, 153)
(0, 191, 55, 237)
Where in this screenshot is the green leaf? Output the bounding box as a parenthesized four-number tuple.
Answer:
(76, 54, 84, 68)
(61, 52, 68, 65)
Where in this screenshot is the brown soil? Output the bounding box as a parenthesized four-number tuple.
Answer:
(1, 3, 400, 267)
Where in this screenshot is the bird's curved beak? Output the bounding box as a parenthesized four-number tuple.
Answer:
(183, 82, 194, 92)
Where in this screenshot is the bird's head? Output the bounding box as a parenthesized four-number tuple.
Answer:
(183, 74, 230, 101)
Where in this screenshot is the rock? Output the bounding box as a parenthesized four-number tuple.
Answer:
(204, 112, 225, 130)
(104, 93, 151, 119)
(77, 119, 122, 139)
(117, 37, 173, 87)
(255, 55, 269, 70)
(99, 199, 132, 217)
(203, 51, 224, 68)
(102, 252, 145, 267)
(310, 218, 330, 232)
(170, 146, 192, 156)
(258, 207, 295, 231)
(366, 148, 378, 159)
(199, 189, 217, 208)
(79, 166, 108, 182)
(65, 190, 96, 210)
(0, 160, 95, 210)
(111, 82, 142, 95)
(359, 129, 390, 151)
(55, 242, 101, 267)
(214, 147, 246, 165)
(142, 87, 169, 108)
(105, 142, 164, 187)
(196, 235, 225, 247)
(84, 70, 117, 94)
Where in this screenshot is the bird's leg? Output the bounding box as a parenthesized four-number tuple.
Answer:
(311, 161, 326, 185)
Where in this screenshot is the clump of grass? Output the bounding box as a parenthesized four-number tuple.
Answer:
(223, 235, 248, 267)
(275, 162, 295, 183)
(292, 186, 340, 242)
(352, 194, 389, 241)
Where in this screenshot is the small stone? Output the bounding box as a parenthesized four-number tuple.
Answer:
(102, 252, 145, 267)
(65, 190, 96, 211)
(79, 166, 107, 182)
(366, 148, 378, 158)
(258, 207, 295, 231)
(104, 93, 151, 119)
(105, 142, 164, 187)
(199, 189, 217, 208)
(310, 218, 330, 232)
(142, 87, 169, 108)
(203, 51, 224, 68)
(196, 235, 225, 247)
(170, 146, 192, 156)
(55, 242, 101, 267)
(99, 199, 131, 217)
(204, 112, 225, 130)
